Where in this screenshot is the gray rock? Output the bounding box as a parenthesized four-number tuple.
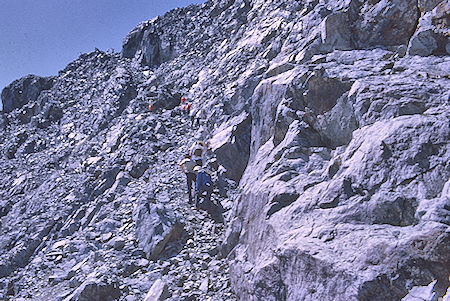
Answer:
(401, 280, 442, 301)
(109, 236, 126, 251)
(210, 112, 252, 182)
(124, 295, 138, 301)
(63, 277, 120, 301)
(228, 75, 449, 300)
(133, 202, 184, 260)
(408, 28, 439, 56)
(219, 217, 242, 259)
(154, 122, 166, 134)
(143, 279, 169, 301)
(199, 277, 209, 293)
(320, 12, 352, 51)
(1, 75, 54, 113)
(349, 0, 419, 48)
(265, 63, 295, 79)
(418, 0, 442, 12)
(408, 2, 450, 56)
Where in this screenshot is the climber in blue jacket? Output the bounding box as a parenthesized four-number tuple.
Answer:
(194, 166, 213, 209)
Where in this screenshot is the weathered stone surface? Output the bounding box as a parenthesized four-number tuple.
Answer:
(408, 2, 450, 56)
(210, 112, 251, 182)
(349, 0, 419, 48)
(320, 12, 352, 51)
(226, 51, 450, 300)
(1, 75, 54, 113)
(0, 0, 449, 300)
(133, 201, 184, 260)
(121, 4, 203, 68)
(63, 277, 121, 301)
(401, 280, 446, 301)
(143, 279, 169, 301)
(419, 0, 444, 13)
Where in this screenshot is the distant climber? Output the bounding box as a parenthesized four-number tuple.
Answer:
(181, 102, 191, 116)
(148, 99, 154, 112)
(190, 140, 208, 166)
(191, 108, 206, 127)
(194, 166, 214, 210)
(191, 110, 201, 127)
(190, 112, 195, 126)
(179, 154, 196, 204)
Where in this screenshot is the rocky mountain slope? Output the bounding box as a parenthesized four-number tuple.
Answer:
(1, 0, 449, 300)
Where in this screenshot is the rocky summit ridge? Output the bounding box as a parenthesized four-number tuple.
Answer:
(1, 0, 449, 300)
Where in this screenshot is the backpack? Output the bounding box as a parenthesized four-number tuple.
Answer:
(193, 147, 203, 157)
(197, 171, 213, 191)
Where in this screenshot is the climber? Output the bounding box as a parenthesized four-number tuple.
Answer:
(189, 140, 208, 166)
(180, 96, 186, 104)
(194, 166, 214, 210)
(191, 110, 201, 127)
(180, 153, 197, 204)
(181, 102, 191, 116)
(148, 99, 154, 112)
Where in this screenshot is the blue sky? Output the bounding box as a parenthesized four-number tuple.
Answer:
(0, 0, 205, 105)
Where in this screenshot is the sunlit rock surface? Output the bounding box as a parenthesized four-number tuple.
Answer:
(1, 0, 449, 300)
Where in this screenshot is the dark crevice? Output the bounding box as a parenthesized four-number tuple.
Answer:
(266, 192, 300, 218)
(409, 0, 422, 46)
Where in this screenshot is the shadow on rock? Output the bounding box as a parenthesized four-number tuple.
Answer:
(200, 199, 225, 224)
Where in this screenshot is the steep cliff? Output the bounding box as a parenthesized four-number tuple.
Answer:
(1, 0, 449, 300)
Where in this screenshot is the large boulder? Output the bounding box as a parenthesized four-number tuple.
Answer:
(349, 0, 419, 48)
(143, 279, 170, 301)
(210, 112, 252, 182)
(320, 12, 352, 51)
(1, 75, 54, 113)
(121, 19, 170, 67)
(408, 1, 450, 56)
(146, 85, 181, 111)
(121, 21, 149, 60)
(133, 201, 184, 260)
(63, 276, 121, 301)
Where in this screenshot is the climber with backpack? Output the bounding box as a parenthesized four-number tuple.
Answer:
(185, 102, 191, 116)
(189, 140, 207, 166)
(193, 166, 214, 210)
(179, 153, 197, 204)
(180, 96, 187, 115)
(191, 110, 201, 127)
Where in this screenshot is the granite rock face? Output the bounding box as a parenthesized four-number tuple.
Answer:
(349, 0, 419, 48)
(408, 2, 450, 56)
(1, 0, 450, 300)
(1, 75, 54, 113)
(209, 112, 252, 182)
